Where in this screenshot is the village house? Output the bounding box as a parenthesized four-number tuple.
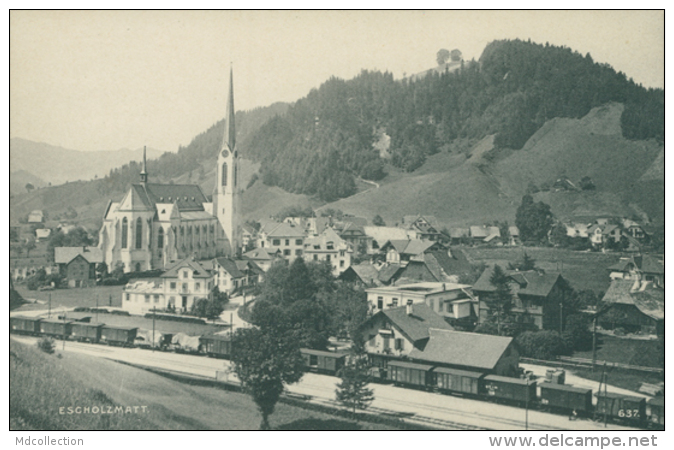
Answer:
(283, 216, 331, 237)
(401, 215, 444, 241)
(394, 248, 473, 285)
(302, 227, 353, 275)
(469, 225, 501, 245)
(158, 257, 213, 313)
(211, 257, 263, 295)
(10, 257, 57, 282)
(257, 221, 305, 261)
(359, 303, 454, 365)
(449, 227, 471, 245)
(607, 254, 664, 287)
(242, 247, 282, 272)
(240, 223, 257, 249)
(473, 267, 569, 330)
(379, 239, 445, 265)
(333, 220, 372, 253)
(35, 228, 52, 242)
(365, 281, 477, 322)
(597, 278, 664, 336)
(621, 219, 649, 240)
(54, 246, 104, 288)
(508, 226, 521, 246)
(363, 225, 419, 253)
(409, 328, 519, 377)
(28, 210, 45, 224)
(122, 279, 165, 315)
(338, 262, 383, 287)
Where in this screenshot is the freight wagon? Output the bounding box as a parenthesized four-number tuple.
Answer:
(300, 348, 347, 374)
(482, 374, 537, 406)
(200, 334, 232, 358)
(100, 325, 138, 346)
(539, 382, 593, 415)
(433, 367, 483, 395)
(10, 316, 42, 335)
(39, 319, 74, 337)
(70, 322, 104, 343)
(646, 396, 664, 429)
(387, 360, 434, 389)
(595, 392, 646, 425)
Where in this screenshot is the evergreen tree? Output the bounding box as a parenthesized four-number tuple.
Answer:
(515, 195, 554, 243)
(335, 336, 374, 420)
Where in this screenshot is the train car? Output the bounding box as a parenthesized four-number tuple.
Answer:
(300, 348, 347, 374)
(595, 392, 646, 425)
(432, 367, 484, 396)
(39, 319, 75, 337)
(70, 322, 104, 343)
(646, 396, 664, 429)
(481, 375, 537, 406)
(10, 316, 42, 335)
(101, 325, 138, 346)
(387, 360, 434, 390)
(200, 334, 232, 358)
(539, 382, 593, 415)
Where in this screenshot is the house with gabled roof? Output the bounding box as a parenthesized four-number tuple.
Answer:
(159, 257, 214, 313)
(597, 279, 664, 335)
(257, 221, 305, 261)
(470, 225, 501, 245)
(359, 303, 454, 367)
(379, 239, 444, 265)
(395, 248, 473, 284)
(607, 254, 664, 287)
(212, 257, 263, 294)
(363, 226, 419, 253)
(242, 247, 282, 272)
(302, 227, 353, 275)
(55, 246, 104, 288)
(401, 215, 443, 241)
(409, 328, 519, 376)
(473, 267, 569, 330)
(338, 262, 383, 287)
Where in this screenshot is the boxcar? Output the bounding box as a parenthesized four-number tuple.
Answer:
(481, 375, 537, 405)
(39, 319, 74, 337)
(387, 360, 433, 389)
(101, 326, 138, 346)
(300, 348, 347, 374)
(432, 367, 483, 395)
(539, 382, 593, 415)
(595, 392, 646, 424)
(10, 316, 42, 335)
(200, 334, 232, 358)
(70, 322, 104, 342)
(646, 396, 664, 429)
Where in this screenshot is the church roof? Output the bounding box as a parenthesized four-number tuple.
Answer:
(140, 183, 210, 212)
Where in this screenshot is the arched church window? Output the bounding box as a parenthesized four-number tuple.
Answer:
(195, 226, 200, 236)
(222, 162, 228, 186)
(121, 217, 128, 249)
(234, 164, 237, 186)
(158, 227, 164, 249)
(135, 217, 143, 249)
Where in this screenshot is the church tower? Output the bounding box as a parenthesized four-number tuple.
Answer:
(213, 67, 241, 255)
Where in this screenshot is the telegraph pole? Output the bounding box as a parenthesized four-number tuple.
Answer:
(525, 376, 530, 430)
(592, 317, 597, 371)
(152, 307, 156, 353)
(48, 293, 52, 318)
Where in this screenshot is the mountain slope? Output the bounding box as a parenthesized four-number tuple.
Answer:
(10, 138, 162, 185)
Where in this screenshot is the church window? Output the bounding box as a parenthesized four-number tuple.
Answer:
(195, 226, 200, 235)
(157, 228, 164, 249)
(135, 218, 143, 249)
(222, 162, 228, 186)
(234, 164, 237, 186)
(121, 218, 128, 249)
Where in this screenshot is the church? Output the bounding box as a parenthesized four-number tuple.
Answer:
(98, 69, 242, 273)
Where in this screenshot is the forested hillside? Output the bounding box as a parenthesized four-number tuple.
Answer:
(239, 39, 663, 201)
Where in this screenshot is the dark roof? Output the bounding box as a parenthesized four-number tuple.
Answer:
(377, 304, 454, 343)
(607, 254, 664, 275)
(425, 248, 471, 278)
(473, 267, 561, 299)
(142, 183, 209, 211)
(339, 263, 381, 286)
(409, 329, 513, 370)
(214, 257, 245, 278)
(243, 247, 280, 261)
(377, 264, 404, 284)
(380, 239, 438, 256)
(601, 279, 664, 321)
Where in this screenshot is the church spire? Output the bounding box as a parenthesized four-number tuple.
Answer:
(222, 66, 236, 152)
(140, 145, 148, 185)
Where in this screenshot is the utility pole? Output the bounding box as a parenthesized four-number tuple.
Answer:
(62, 309, 66, 351)
(525, 376, 530, 430)
(48, 293, 52, 318)
(592, 317, 597, 371)
(152, 308, 156, 353)
(559, 302, 563, 334)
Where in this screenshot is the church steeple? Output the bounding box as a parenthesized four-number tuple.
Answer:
(223, 66, 236, 152)
(140, 146, 148, 185)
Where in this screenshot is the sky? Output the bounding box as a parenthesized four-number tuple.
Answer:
(10, 10, 664, 154)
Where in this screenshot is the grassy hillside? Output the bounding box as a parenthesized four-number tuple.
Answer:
(10, 339, 395, 430)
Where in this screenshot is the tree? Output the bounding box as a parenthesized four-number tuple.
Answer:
(562, 314, 593, 351)
(450, 49, 462, 62)
(335, 336, 374, 419)
(484, 265, 513, 335)
(508, 252, 536, 271)
(515, 195, 554, 243)
(23, 238, 36, 257)
(436, 48, 450, 65)
(579, 176, 595, 190)
(372, 214, 386, 227)
(25, 183, 34, 193)
(230, 327, 305, 430)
